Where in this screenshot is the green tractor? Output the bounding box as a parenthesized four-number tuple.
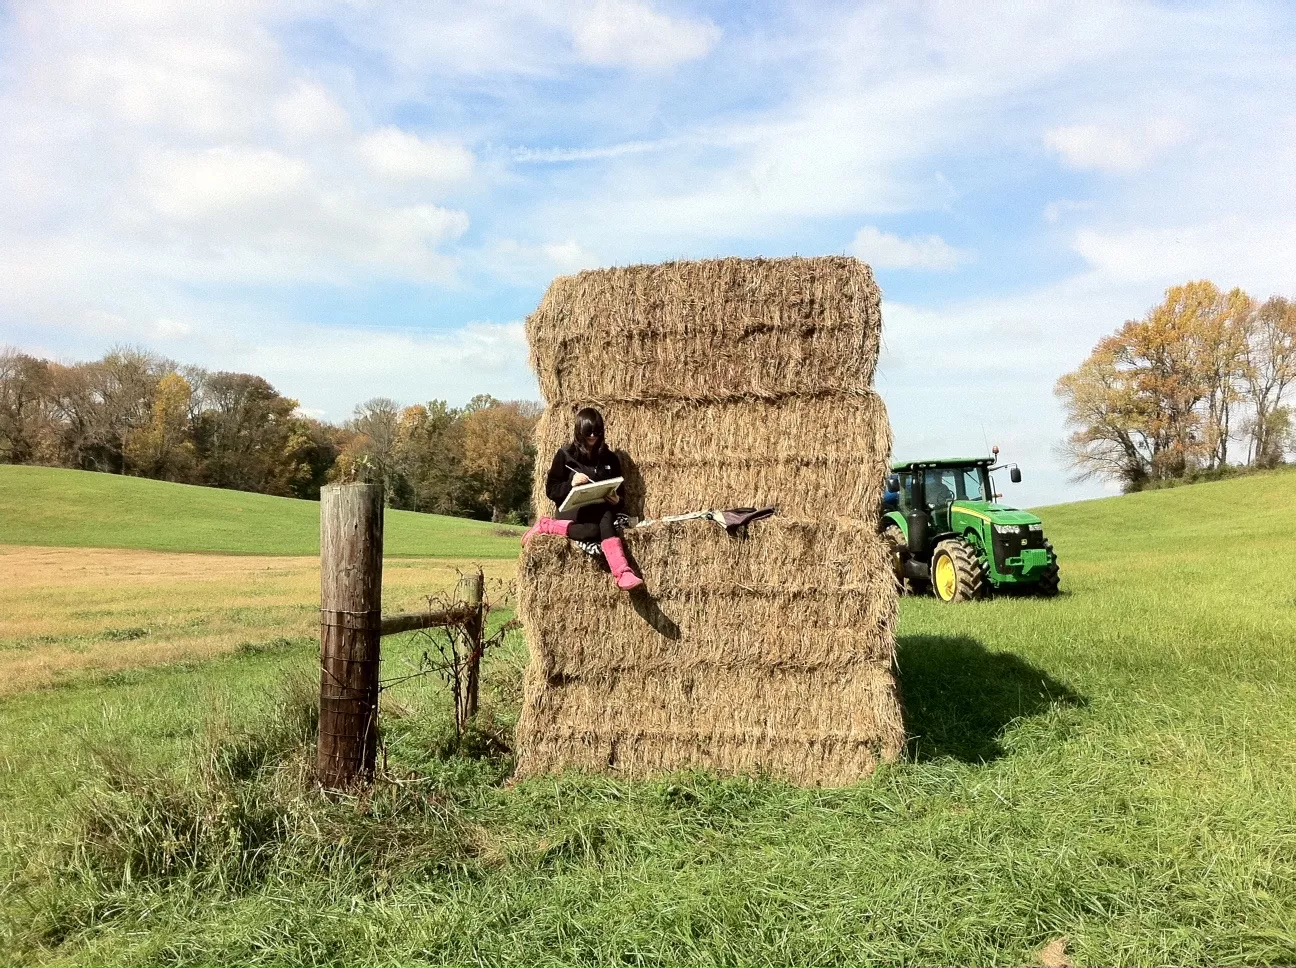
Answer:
(880, 451, 1059, 602)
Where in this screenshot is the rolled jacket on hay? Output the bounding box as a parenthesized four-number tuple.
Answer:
(517, 256, 905, 787)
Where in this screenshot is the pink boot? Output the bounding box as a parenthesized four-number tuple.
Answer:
(522, 517, 571, 547)
(600, 537, 644, 591)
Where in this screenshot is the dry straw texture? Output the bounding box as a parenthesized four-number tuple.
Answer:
(516, 521, 904, 785)
(517, 256, 903, 786)
(527, 257, 882, 403)
(530, 391, 892, 519)
(519, 520, 898, 674)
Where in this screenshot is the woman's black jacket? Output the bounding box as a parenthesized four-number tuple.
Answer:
(544, 443, 624, 523)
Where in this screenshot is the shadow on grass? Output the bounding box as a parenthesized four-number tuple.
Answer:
(897, 634, 1085, 763)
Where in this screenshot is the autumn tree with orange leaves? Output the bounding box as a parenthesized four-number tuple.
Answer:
(1056, 281, 1293, 490)
(460, 395, 541, 522)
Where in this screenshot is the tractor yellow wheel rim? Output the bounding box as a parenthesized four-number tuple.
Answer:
(934, 553, 957, 601)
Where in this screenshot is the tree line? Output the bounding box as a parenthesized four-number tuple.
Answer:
(0, 346, 540, 522)
(1056, 282, 1296, 490)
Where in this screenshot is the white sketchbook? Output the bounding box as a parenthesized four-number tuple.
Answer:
(558, 476, 624, 513)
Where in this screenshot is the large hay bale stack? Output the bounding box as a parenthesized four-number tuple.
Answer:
(516, 257, 904, 786)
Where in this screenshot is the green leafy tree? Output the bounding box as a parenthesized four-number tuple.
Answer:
(289, 417, 345, 499)
(192, 371, 304, 495)
(393, 401, 465, 514)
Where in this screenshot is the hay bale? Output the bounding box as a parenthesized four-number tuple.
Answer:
(530, 391, 892, 519)
(526, 257, 882, 403)
(517, 256, 903, 786)
(516, 665, 901, 785)
(515, 520, 904, 785)
(517, 520, 898, 675)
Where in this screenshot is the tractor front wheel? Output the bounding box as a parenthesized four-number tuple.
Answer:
(1035, 540, 1061, 597)
(931, 538, 987, 603)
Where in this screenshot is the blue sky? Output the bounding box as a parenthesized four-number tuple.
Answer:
(2, 0, 1294, 505)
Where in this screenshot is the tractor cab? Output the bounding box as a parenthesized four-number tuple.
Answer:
(881, 454, 1059, 602)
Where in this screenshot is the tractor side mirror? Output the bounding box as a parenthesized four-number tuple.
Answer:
(1010, 467, 1022, 484)
(887, 474, 901, 492)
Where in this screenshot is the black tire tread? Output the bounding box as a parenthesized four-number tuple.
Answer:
(932, 537, 987, 603)
(1036, 539, 1061, 597)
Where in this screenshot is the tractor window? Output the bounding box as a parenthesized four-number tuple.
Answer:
(960, 468, 988, 501)
(923, 469, 957, 507)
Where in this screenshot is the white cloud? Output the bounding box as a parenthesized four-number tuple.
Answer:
(570, 0, 720, 69)
(8, 301, 539, 419)
(476, 238, 601, 285)
(240, 320, 538, 418)
(2, 173, 470, 293)
(525, 4, 1142, 249)
(147, 147, 312, 225)
(332, 0, 717, 79)
(1072, 219, 1296, 292)
(109, 143, 471, 285)
(1044, 117, 1189, 173)
(513, 138, 680, 163)
(848, 226, 972, 271)
(357, 127, 475, 183)
(153, 318, 193, 338)
(274, 79, 352, 141)
(536, 240, 598, 270)
(14, 0, 282, 142)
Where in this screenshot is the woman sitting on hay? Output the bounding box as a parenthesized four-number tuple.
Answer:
(522, 406, 644, 591)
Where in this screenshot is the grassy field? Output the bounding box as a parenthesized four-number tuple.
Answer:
(2, 468, 1295, 965)
(0, 465, 524, 557)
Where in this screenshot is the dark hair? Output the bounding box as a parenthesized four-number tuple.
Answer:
(572, 406, 605, 458)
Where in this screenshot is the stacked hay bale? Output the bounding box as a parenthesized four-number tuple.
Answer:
(516, 257, 904, 786)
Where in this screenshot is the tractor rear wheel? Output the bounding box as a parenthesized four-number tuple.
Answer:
(1035, 540, 1061, 597)
(931, 538, 987, 603)
(882, 523, 915, 595)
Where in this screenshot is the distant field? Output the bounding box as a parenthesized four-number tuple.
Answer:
(0, 545, 517, 693)
(0, 465, 524, 557)
(2, 467, 1295, 965)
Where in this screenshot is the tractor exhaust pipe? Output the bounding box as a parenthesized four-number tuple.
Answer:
(905, 508, 928, 557)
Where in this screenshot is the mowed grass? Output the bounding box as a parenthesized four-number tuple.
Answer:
(2, 469, 1296, 965)
(0, 546, 518, 693)
(0, 465, 524, 557)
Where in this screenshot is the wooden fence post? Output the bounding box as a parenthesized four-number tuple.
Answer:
(318, 482, 384, 789)
(459, 569, 485, 722)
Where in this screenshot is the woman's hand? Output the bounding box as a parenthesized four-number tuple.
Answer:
(571, 472, 591, 485)
(604, 491, 620, 504)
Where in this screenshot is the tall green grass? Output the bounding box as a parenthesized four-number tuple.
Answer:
(3, 469, 1296, 965)
(0, 465, 523, 557)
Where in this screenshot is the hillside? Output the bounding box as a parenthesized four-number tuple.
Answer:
(0, 465, 523, 557)
(1037, 465, 1296, 555)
